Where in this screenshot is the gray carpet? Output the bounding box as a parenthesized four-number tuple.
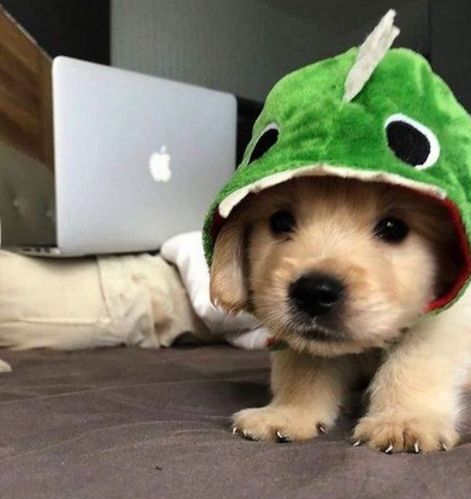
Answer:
(0, 346, 469, 499)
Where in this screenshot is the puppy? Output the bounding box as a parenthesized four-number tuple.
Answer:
(210, 175, 471, 453)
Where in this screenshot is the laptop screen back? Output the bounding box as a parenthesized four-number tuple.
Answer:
(53, 57, 236, 255)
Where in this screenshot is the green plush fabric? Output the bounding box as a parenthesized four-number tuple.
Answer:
(203, 47, 471, 313)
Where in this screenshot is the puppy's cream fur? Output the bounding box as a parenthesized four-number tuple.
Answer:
(211, 176, 471, 452)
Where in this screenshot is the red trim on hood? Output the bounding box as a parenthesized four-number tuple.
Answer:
(211, 212, 224, 244)
(426, 196, 471, 312)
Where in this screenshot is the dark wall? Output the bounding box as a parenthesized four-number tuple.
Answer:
(429, 0, 471, 111)
(0, 0, 110, 64)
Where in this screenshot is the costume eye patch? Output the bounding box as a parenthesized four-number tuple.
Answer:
(385, 114, 440, 169)
(248, 123, 279, 164)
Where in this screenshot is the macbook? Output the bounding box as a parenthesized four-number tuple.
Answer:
(0, 14, 236, 257)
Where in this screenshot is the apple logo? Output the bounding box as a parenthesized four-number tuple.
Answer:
(149, 145, 172, 182)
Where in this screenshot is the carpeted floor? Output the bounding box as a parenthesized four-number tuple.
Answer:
(0, 345, 469, 499)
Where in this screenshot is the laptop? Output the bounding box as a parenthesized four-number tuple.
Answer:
(0, 10, 236, 257)
(49, 57, 236, 256)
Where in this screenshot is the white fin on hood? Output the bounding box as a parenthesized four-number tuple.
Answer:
(344, 9, 400, 102)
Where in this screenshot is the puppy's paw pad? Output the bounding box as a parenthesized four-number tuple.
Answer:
(352, 414, 459, 453)
(232, 406, 327, 442)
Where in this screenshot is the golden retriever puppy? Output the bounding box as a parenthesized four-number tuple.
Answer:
(210, 176, 471, 453)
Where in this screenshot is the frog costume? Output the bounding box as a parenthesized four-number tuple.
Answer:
(203, 10, 471, 314)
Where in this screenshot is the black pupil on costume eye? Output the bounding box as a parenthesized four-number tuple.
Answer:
(270, 210, 295, 234)
(386, 120, 431, 166)
(374, 217, 409, 243)
(249, 128, 279, 163)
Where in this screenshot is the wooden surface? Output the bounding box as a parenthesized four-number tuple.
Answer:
(0, 6, 53, 169)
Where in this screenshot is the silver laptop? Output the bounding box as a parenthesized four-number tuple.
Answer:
(2, 55, 236, 256)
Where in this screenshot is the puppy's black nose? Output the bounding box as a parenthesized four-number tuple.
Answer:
(289, 273, 344, 317)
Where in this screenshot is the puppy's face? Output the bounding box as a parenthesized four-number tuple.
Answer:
(210, 177, 461, 356)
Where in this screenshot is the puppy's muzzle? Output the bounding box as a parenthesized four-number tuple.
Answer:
(289, 272, 344, 318)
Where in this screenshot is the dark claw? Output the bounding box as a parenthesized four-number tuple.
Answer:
(276, 430, 292, 443)
(383, 443, 394, 454)
(242, 430, 256, 441)
(232, 425, 257, 441)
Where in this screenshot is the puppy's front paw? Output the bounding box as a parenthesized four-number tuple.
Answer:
(352, 413, 459, 453)
(232, 406, 329, 442)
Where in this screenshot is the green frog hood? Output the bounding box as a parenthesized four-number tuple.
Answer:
(203, 10, 471, 313)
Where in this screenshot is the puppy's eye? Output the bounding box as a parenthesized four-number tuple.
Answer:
(374, 217, 409, 243)
(385, 114, 440, 169)
(269, 210, 295, 235)
(248, 123, 279, 164)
